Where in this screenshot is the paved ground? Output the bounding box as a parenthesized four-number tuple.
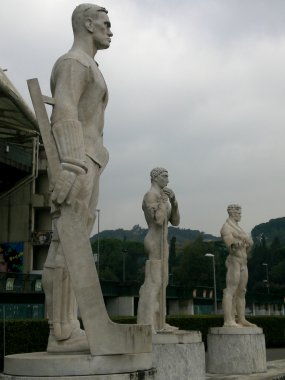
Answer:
(205, 349, 285, 380)
(267, 348, 285, 362)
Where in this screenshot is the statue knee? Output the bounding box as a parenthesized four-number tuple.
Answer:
(223, 287, 236, 297)
(145, 260, 162, 286)
(236, 288, 246, 297)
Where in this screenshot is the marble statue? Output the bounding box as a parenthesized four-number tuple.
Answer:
(137, 168, 180, 332)
(221, 204, 256, 327)
(29, 3, 151, 356)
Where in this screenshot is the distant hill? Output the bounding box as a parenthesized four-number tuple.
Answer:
(251, 217, 285, 245)
(90, 224, 219, 245)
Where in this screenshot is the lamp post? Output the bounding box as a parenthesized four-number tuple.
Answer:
(122, 249, 127, 282)
(262, 263, 269, 294)
(205, 253, 217, 313)
(96, 209, 100, 276)
(262, 262, 270, 316)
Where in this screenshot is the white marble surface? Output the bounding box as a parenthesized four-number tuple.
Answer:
(4, 352, 152, 377)
(153, 331, 205, 380)
(0, 368, 156, 380)
(28, 4, 152, 357)
(137, 168, 180, 332)
(207, 327, 266, 374)
(221, 204, 255, 328)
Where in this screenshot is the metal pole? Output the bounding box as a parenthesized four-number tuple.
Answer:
(205, 253, 217, 314)
(266, 265, 269, 294)
(123, 250, 126, 282)
(212, 256, 217, 313)
(96, 209, 100, 276)
(3, 305, 5, 356)
(263, 263, 270, 315)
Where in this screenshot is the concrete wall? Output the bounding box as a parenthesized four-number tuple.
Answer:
(106, 296, 135, 316)
(168, 299, 194, 315)
(0, 183, 32, 243)
(0, 156, 51, 273)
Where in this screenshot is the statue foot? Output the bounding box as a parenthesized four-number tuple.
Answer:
(47, 328, 89, 353)
(237, 319, 256, 327)
(160, 323, 179, 332)
(223, 320, 241, 328)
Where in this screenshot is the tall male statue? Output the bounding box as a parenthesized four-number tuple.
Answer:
(137, 168, 180, 332)
(31, 4, 151, 356)
(221, 204, 256, 327)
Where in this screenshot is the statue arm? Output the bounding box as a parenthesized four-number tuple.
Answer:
(162, 187, 180, 226)
(143, 192, 167, 226)
(169, 198, 180, 226)
(49, 58, 89, 205)
(221, 224, 239, 250)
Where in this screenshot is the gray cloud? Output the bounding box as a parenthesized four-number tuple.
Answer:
(1, 0, 285, 236)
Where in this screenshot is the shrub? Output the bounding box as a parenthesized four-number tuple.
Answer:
(1, 316, 285, 371)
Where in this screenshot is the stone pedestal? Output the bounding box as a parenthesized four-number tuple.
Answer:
(2, 352, 153, 379)
(0, 370, 156, 380)
(207, 327, 266, 375)
(152, 330, 205, 380)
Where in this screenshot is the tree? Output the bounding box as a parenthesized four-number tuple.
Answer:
(91, 238, 146, 282)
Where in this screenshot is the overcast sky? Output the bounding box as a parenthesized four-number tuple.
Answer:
(1, 0, 285, 237)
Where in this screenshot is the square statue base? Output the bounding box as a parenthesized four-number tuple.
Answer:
(207, 327, 266, 375)
(2, 352, 153, 378)
(152, 330, 205, 380)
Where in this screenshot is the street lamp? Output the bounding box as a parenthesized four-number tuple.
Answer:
(205, 253, 217, 313)
(262, 263, 270, 294)
(122, 249, 127, 282)
(262, 262, 270, 315)
(96, 209, 100, 276)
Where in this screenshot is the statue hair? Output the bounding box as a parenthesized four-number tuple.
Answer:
(150, 167, 168, 182)
(227, 204, 241, 214)
(72, 3, 108, 33)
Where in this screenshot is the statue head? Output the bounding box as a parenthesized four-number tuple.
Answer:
(227, 204, 242, 222)
(72, 3, 112, 50)
(150, 167, 169, 189)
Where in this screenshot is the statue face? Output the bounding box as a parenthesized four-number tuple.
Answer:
(91, 12, 113, 50)
(230, 208, 241, 222)
(154, 171, 169, 189)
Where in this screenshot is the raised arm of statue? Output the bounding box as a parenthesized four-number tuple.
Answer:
(163, 187, 180, 226)
(143, 192, 167, 226)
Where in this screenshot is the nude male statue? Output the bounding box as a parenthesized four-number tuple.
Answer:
(221, 204, 256, 327)
(41, 3, 112, 352)
(137, 168, 180, 332)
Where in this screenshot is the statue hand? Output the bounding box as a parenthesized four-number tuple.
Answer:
(162, 187, 176, 203)
(51, 169, 82, 205)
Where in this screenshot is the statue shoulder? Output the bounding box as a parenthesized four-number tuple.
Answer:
(52, 51, 91, 73)
(143, 190, 160, 207)
(220, 219, 232, 236)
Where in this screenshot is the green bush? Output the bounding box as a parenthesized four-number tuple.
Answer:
(1, 316, 285, 371)
(0, 319, 49, 371)
(166, 315, 285, 349)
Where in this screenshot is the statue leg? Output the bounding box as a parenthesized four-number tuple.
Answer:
(42, 228, 89, 353)
(222, 257, 240, 327)
(236, 265, 256, 327)
(43, 161, 100, 352)
(44, 161, 151, 355)
(161, 246, 178, 332)
(137, 259, 162, 333)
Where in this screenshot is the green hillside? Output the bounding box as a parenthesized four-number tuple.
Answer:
(90, 224, 219, 245)
(251, 217, 285, 245)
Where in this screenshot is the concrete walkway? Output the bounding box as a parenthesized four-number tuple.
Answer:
(206, 348, 285, 380)
(206, 360, 285, 379)
(206, 349, 285, 380)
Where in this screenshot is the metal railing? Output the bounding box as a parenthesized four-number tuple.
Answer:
(0, 272, 43, 293)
